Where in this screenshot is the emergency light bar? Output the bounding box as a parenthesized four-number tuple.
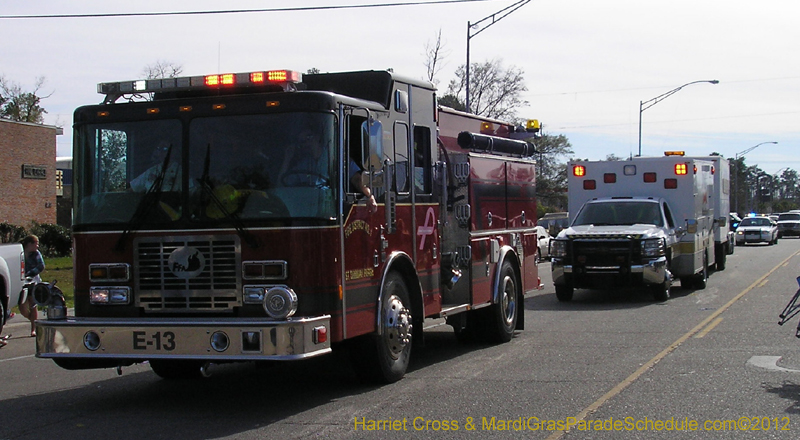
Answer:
(97, 69, 302, 97)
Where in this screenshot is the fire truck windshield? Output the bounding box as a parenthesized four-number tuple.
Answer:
(74, 112, 337, 227)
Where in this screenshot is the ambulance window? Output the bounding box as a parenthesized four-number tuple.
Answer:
(662, 203, 675, 228)
(413, 125, 431, 194)
(394, 122, 410, 193)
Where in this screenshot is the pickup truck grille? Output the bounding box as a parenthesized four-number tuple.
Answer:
(134, 236, 241, 312)
(571, 238, 640, 268)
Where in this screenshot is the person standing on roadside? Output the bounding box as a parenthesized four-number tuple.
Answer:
(19, 235, 44, 338)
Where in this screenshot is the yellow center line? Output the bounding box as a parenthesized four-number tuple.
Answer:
(758, 279, 769, 288)
(546, 249, 800, 440)
(694, 317, 723, 338)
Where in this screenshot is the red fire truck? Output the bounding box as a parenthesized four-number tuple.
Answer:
(35, 69, 541, 383)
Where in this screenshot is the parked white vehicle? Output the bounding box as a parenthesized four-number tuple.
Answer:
(533, 226, 552, 262)
(0, 243, 25, 336)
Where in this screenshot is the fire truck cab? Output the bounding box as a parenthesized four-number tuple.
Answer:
(35, 69, 540, 383)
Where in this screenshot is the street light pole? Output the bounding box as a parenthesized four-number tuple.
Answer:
(637, 79, 719, 156)
(733, 141, 778, 215)
(465, 0, 529, 114)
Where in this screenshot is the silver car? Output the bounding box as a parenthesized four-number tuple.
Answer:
(735, 216, 779, 245)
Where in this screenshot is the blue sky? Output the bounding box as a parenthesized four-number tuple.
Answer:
(2, 0, 798, 174)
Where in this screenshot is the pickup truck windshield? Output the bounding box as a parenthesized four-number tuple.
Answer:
(573, 201, 663, 227)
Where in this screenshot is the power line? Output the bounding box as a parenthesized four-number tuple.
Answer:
(0, 0, 501, 19)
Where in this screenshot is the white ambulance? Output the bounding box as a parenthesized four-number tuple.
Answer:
(551, 155, 716, 301)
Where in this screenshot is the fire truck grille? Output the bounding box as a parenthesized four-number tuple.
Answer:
(572, 239, 640, 267)
(135, 236, 241, 312)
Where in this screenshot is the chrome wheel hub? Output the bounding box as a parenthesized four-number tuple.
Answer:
(382, 295, 412, 359)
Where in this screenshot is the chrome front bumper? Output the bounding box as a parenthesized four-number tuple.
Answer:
(552, 256, 668, 287)
(36, 315, 331, 362)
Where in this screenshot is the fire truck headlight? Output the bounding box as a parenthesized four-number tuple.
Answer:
(551, 240, 568, 258)
(263, 287, 298, 319)
(90, 287, 131, 305)
(641, 238, 666, 257)
(243, 286, 267, 304)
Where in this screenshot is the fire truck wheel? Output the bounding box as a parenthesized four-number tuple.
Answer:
(150, 360, 210, 380)
(489, 261, 519, 343)
(555, 285, 574, 302)
(350, 272, 413, 384)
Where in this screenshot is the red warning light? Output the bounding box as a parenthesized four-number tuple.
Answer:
(675, 164, 688, 175)
(220, 74, 235, 85)
(573, 165, 586, 177)
(205, 75, 220, 86)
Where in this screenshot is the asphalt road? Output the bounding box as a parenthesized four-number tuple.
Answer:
(3, 239, 800, 440)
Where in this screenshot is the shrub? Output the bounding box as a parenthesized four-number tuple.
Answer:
(0, 222, 27, 244)
(0, 222, 72, 258)
(29, 222, 72, 258)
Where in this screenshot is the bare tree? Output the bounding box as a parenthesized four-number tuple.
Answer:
(140, 60, 184, 80)
(423, 28, 449, 85)
(446, 59, 528, 120)
(0, 76, 50, 123)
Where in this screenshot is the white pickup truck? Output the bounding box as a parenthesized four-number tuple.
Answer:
(1, 243, 25, 335)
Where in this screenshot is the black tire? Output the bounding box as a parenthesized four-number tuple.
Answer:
(680, 277, 693, 289)
(350, 271, 413, 384)
(488, 260, 519, 343)
(652, 274, 671, 302)
(0, 300, 5, 337)
(150, 360, 208, 380)
(716, 249, 726, 271)
(555, 285, 574, 302)
(693, 254, 708, 290)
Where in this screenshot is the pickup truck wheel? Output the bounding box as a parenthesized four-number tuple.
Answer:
(150, 360, 209, 380)
(555, 285, 574, 302)
(489, 260, 519, 343)
(652, 277, 671, 302)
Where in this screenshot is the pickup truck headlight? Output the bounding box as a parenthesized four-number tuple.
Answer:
(551, 240, 568, 258)
(641, 238, 666, 257)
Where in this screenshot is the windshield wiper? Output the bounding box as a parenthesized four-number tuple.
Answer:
(115, 143, 175, 252)
(197, 143, 260, 249)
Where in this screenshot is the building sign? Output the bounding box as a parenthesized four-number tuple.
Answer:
(22, 164, 47, 180)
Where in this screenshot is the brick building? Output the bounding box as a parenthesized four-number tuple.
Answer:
(0, 119, 60, 226)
